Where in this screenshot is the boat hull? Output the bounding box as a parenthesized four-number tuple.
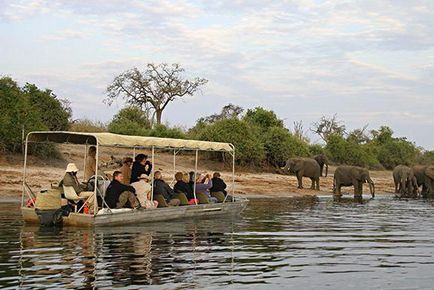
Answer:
(21, 199, 248, 227)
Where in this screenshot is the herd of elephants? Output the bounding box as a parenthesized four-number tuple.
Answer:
(282, 154, 434, 201)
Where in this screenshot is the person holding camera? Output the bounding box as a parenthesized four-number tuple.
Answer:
(130, 154, 153, 183)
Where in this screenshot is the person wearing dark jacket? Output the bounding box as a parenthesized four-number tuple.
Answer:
(174, 172, 194, 202)
(210, 172, 228, 203)
(105, 171, 140, 209)
(130, 154, 152, 183)
(153, 171, 180, 207)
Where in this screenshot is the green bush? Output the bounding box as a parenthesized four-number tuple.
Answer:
(147, 124, 185, 139)
(70, 119, 107, 132)
(326, 134, 379, 168)
(197, 118, 265, 165)
(418, 150, 434, 165)
(108, 106, 151, 135)
(309, 144, 326, 156)
(376, 139, 417, 169)
(263, 127, 310, 166)
(243, 107, 284, 130)
(0, 77, 71, 154)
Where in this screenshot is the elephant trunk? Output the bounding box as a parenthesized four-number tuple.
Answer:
(368, 177, 375, 198)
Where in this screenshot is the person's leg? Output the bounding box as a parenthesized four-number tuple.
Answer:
(154, 194, 168, 208)
(173, 192, 189, 205)
(116, 191, 130, 208)
(126, 192, 140, 208)
(210, 191, 225, 203)
(196, 192, 209, 204)
(168, 199, 180, 206)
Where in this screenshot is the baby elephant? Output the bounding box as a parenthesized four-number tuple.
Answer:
(283, 157, 320, 190)
(392, 165, 418, 198)
(333, 166, 375, 201)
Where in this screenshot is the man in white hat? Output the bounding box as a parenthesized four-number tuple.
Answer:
(60, 163, 95, 211)
(131, 174, 158, 208)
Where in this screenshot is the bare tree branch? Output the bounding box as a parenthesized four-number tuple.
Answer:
(105, 63, 208, 124)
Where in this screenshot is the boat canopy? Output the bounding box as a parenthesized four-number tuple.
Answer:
(26, 131, 234, 152)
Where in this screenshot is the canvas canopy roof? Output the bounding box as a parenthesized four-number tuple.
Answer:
(26, 131, 234, 152)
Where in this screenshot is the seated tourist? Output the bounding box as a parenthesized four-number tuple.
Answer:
(130, 154, 153, 183)
(131, 174, 158, 208)
(60, 163, 96, 212)
(195, 173, 218, 204)
(188, 171, 195, 193)
(120, 157, 133, 185)
(210, 172, 230, 202)
(105, 171, 140, 209)
(153, 171, 180, 207)
(173, 172, 192, 205)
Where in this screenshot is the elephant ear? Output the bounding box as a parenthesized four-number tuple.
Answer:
(425, 166, 434, 179)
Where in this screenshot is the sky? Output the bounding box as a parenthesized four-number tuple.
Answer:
(1, 0, 433, 149)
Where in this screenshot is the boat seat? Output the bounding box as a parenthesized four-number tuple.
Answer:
(63, 185, 87, 212)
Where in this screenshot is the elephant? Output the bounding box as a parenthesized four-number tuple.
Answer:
(283, 158, 320, 190)
(314, 154, 329, 177)
(426, 166, 434, 197)
(333, 165, 375, 201)
(419, 166, 434, 198)
(392, 165, 418, 198)
(413, 165, 429, 196)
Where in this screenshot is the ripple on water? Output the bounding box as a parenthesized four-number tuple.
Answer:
(0, 196, 433, 289)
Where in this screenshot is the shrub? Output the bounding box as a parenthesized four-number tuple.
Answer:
(0, 77, 71, 154)
(243, 107, 284, 130)
(108, 106, 150, 136)
(147, 124, 186, 139)
(326, 134, 379, 168)
(263, 127, 310, 166)
(376, 139, 418, 169)
(309, 144, 326, 156)
(70, 119, 107, 132)
(197, 118, 265, 165)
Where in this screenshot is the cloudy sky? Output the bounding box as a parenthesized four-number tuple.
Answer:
(1, 0, 433, 149)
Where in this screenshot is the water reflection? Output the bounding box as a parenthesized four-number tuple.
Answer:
(1, 197, 434, 289)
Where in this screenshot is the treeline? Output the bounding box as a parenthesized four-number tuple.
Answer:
(99, 104, 434, 169)
(1, 76, 433, 169)
(0, 77, 71, 157)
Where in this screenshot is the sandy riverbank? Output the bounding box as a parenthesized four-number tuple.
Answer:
(0, 144, 395, 199)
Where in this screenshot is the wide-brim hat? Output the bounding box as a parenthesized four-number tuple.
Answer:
(66, 163, 79, 173)
(139, 174, 149, 180)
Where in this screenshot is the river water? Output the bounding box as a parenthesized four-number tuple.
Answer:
(0, 196, 433, 289)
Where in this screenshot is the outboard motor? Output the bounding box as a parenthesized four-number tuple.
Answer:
(35, 188, 63, 226)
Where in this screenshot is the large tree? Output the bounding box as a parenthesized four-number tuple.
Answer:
(105, 63, 208, 125)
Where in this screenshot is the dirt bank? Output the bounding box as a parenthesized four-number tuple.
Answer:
(0, 144, 395, 199)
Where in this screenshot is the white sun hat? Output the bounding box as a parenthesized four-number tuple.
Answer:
(65, 163, 79, 173)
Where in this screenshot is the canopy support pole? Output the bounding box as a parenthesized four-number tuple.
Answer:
(232, 149, 235, 200)
(133, 147, 136, 159)
(150, 146, 155, 202)
(83, 144, 88, 182)
(93, 142, 99, 215)
(193, 150, 198, 205)
(21, 135, 29, 207)
(173, 150, 176, 173)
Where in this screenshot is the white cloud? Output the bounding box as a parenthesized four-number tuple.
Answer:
(1, 0, 434, 148)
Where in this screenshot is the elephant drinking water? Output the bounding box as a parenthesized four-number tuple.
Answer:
(283, 158, 320, 190)
(333, 165, 375, 201)
(392, 165, 418, 198)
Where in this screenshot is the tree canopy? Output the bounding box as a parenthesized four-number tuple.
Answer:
(105, 63, 208, 125)
(0, 77, 71, 153)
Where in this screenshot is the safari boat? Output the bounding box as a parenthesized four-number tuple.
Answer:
(21, 131, 248, 226)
